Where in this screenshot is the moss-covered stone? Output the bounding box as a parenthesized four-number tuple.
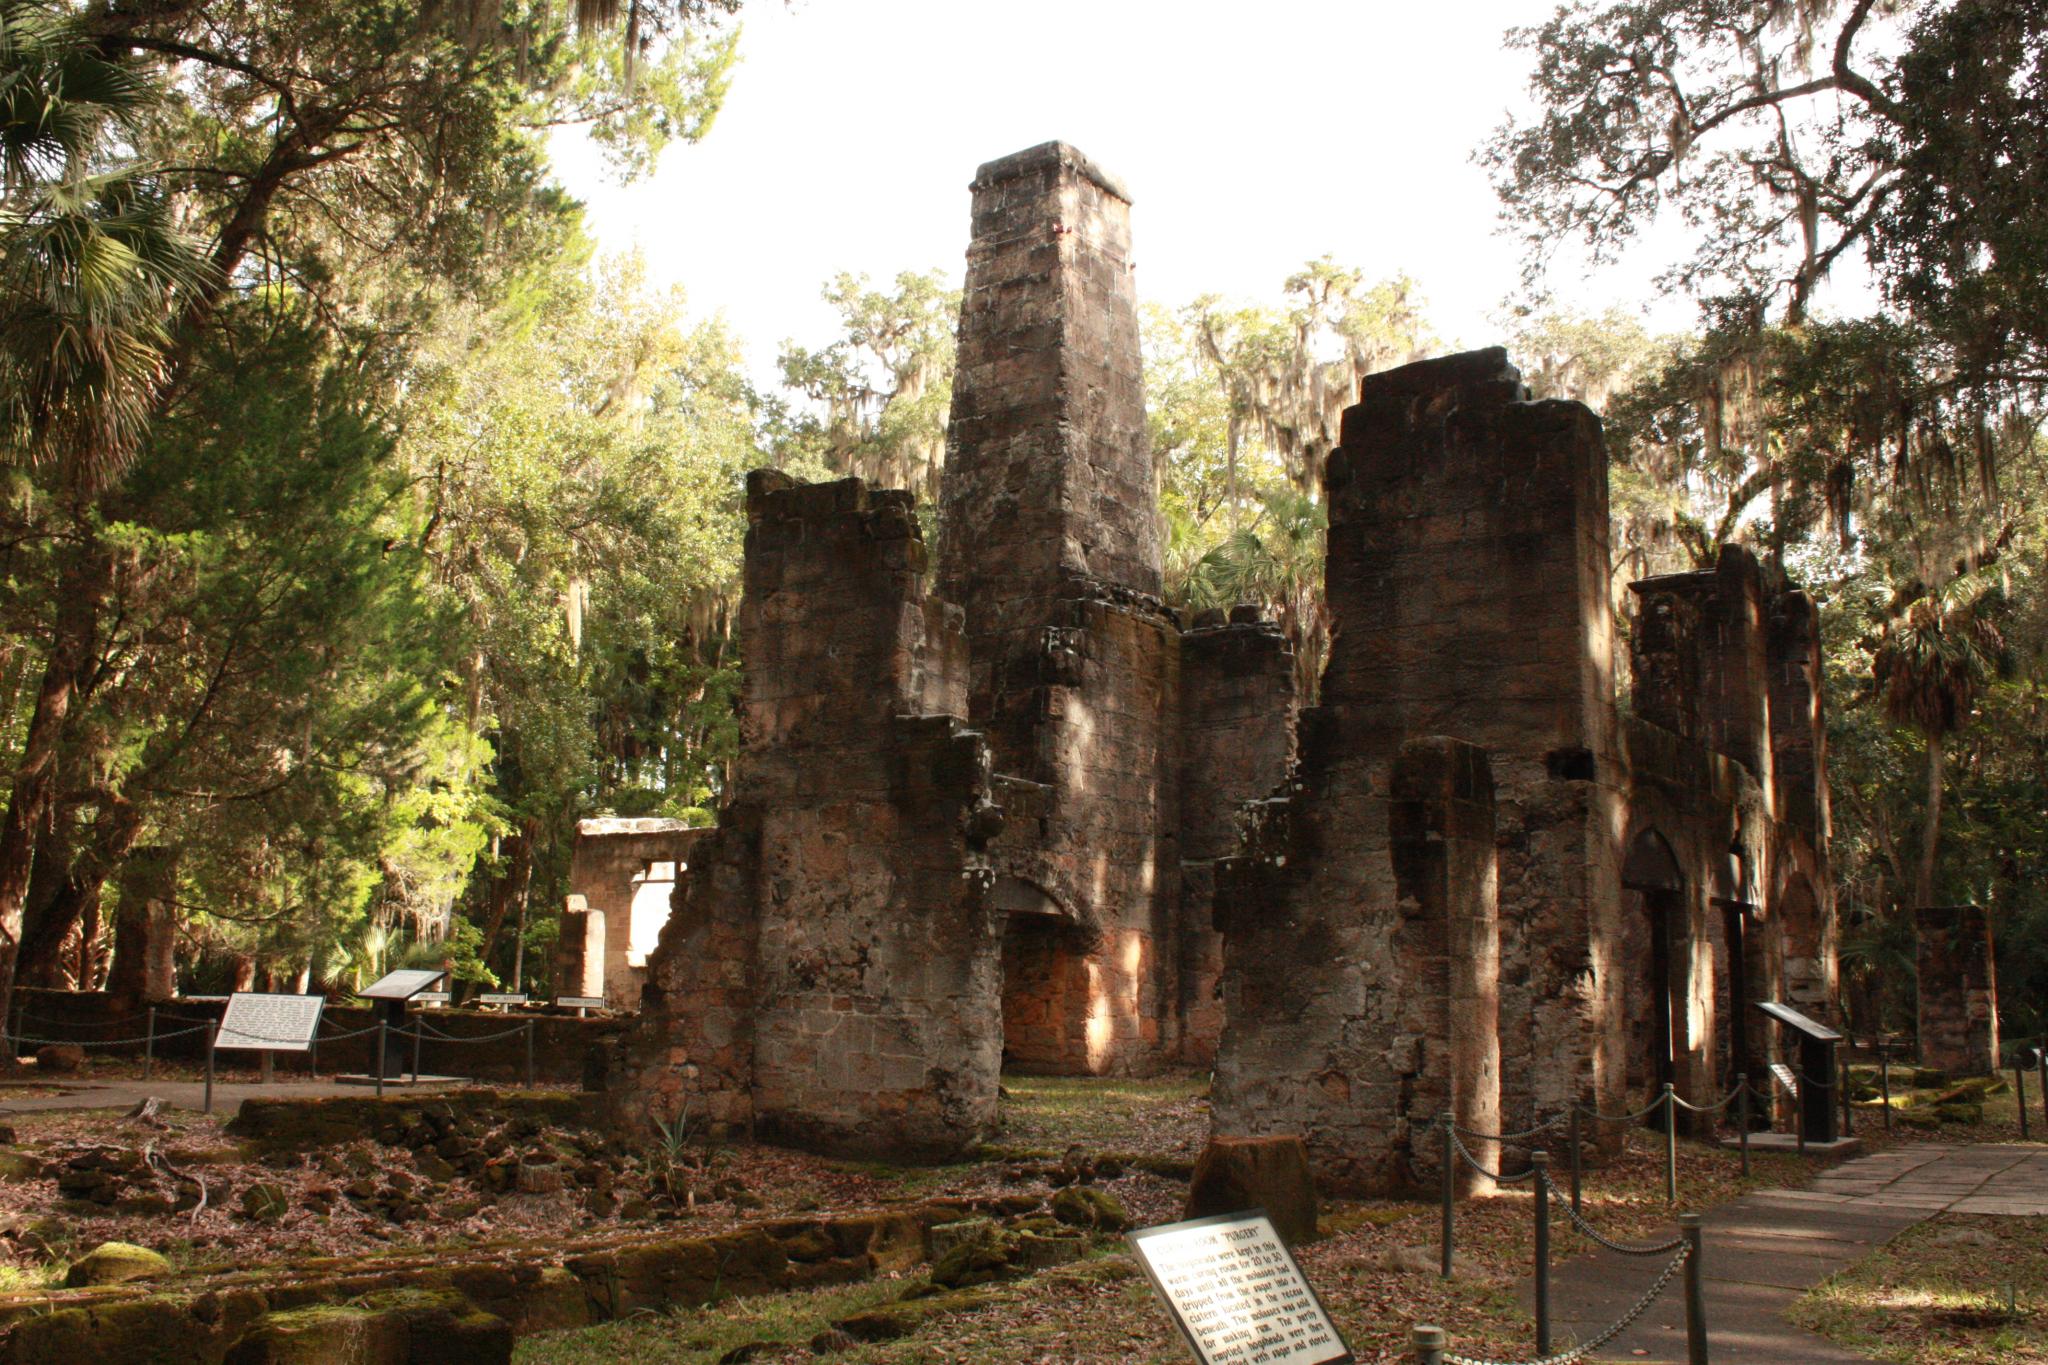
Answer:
(1050, 1186, 1129, 1233)
(221, 1303, 407, 1363)
(65, 1242, 171, 1287)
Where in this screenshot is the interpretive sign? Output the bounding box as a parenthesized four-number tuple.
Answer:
(215, 992, 325, 1053)
(1128, 1210, 1351, 1365)
(478, 993, 529, 1006)
(555, 995, 606, 1010)
(359, 969, 448, 1001)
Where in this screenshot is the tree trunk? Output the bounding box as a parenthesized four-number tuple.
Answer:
(19, 797, 144, 988)
(0, 547, 100, 1042)
(1914, 732, 1946, 909)
(476, 821, 537, 986)
(107, 847, 180, 1009)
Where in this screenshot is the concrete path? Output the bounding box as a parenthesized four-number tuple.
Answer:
(1539, 1143, 2048, 1364)
(0, 1075, 467, 1120)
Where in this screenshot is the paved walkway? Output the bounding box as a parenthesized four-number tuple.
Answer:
(0, 1075, 467, 1120)
(1543, 1143, 2048, 1364)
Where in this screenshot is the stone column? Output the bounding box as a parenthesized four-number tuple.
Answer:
(555, 896, 605, 1000)
(938, 142, 1181, 1075)
(1915, 905, 1999, 1077)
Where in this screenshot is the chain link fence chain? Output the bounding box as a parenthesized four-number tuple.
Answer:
(1540, 1172, 1688, 1257)
(1443, 1241, 1691, 1365)
(4, 1024, 212, 1049)
(1451, 1112, 1572, 1144)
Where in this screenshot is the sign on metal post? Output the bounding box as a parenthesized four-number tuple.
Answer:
(413, 991, 452, 1007)
(1127, 1210, 1352, 1365)
(215, 993, 325, 1053)
(478, 993, 529, 1007)
(358, 969, 448, 1002)
(555, 995, 606, 1010)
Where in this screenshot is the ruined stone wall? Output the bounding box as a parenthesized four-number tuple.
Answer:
(1916, 905, 1999, 1077)
(1327, 350, 1623, 1130)
(567, 819, 710, 1010)
(611, 473, 1004, 1159)
(555, 896, 604, 1001)
(1211, 348, 1614, 1189)
(1177, 613, 1296, 1064)
(1766, 588, 1837, 1011)
(937, 142, 1182, 1076)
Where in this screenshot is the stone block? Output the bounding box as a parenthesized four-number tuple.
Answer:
(1185, 1136, 1319, 1247)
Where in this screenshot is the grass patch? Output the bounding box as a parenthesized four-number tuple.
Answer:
(1791, 1214, 2048, 1363)
(994, 1073, 1210, 1154)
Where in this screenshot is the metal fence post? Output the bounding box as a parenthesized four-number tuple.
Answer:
(1879, 1041, 1893, 1133)
(143, 1006, 156, 1082)
(411, 1018, 423, 1084)
(1439, 1112, 1455, 1280)
(524, 1020, 536, 1089)
(2017, 1057, 2031, 1141)
(1839, 1060, 1854, 1137)
(1736, 1074, 1750, 1179)
(1663, 1083, 1678, 1204)
(2037, 1046, 2047, 1133)
(203, 1023, 217, 1115)
(1532, 1151, 1552, 1355)
(1411, 1324, 1446, 1365)
(1680, 1212, 1708, 1365)
(1569, 1103, 1583, 1215)
(375, 1020, 387, 1100)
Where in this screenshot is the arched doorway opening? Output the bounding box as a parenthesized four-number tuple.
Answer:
(993, 877, 1095, 1074)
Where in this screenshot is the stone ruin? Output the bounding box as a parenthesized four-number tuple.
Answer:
(608, 142, 1845, 1191)
(556, 818, 710, 1009)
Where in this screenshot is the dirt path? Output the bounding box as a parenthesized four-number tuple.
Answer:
(1542, 1142, 2048, 1364)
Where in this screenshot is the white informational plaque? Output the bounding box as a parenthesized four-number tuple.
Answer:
(555, 995, 606, 1009)
(358, 969, 448, 1001)
(216, 992, 325, 1053)
(1128, 1210, 1352, 1365)
(478, 993, 529, 1006)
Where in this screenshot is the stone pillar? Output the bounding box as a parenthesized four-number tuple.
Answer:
(106, 846, 178, 1007)
(1915, 905, 1999, 1077)
(1177, 612, 1296, 1065)
(555, 895, 604, 1001)
(1392, 738, 1501, 1195)
(1329, 348, 1623, 1129)
(939, 142, 1181, 1075)
(611, 473, 1003, 1159)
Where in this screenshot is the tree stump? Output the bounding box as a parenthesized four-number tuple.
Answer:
(1184, 1134, 1318, 1245)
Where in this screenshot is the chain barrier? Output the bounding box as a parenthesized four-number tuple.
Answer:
(4, 1024, 210, 1049)
(1669, 1083, 1744, 1114)
(1573, 1095, 1667, 1125)
(412, 1019, 530, 1044)
(1450, 1127, 1539, 1185)
(1540, 1173, 1687, 1257)
(1440, 1240, 1691, 1365)
(1451, 1113, 1571, 1144)
(11, 1010, 152, 1030)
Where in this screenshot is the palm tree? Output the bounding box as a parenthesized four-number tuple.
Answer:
(0, 0, 210, 1035)
(1872, 584, 2010, 908)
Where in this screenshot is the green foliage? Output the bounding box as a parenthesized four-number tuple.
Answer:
(774, 271, 959, 507)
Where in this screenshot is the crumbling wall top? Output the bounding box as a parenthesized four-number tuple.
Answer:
(970, 140, 1132, 203)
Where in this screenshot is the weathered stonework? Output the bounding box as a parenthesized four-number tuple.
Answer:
(565, 819, 710, 1009)
(1177, 613, 1297, 1064)
(1915, 905, 1998, 1077)
(610, 145, 1841, 1183)
(611, 473, 1003, 1158)
(939, 142, 1183, 1076)
(1209, 350, 1840, 1191)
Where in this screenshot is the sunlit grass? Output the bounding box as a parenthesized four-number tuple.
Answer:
(1792, 1214, 2048, 1364)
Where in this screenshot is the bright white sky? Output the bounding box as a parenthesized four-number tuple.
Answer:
(551, 0, 1694, 386)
